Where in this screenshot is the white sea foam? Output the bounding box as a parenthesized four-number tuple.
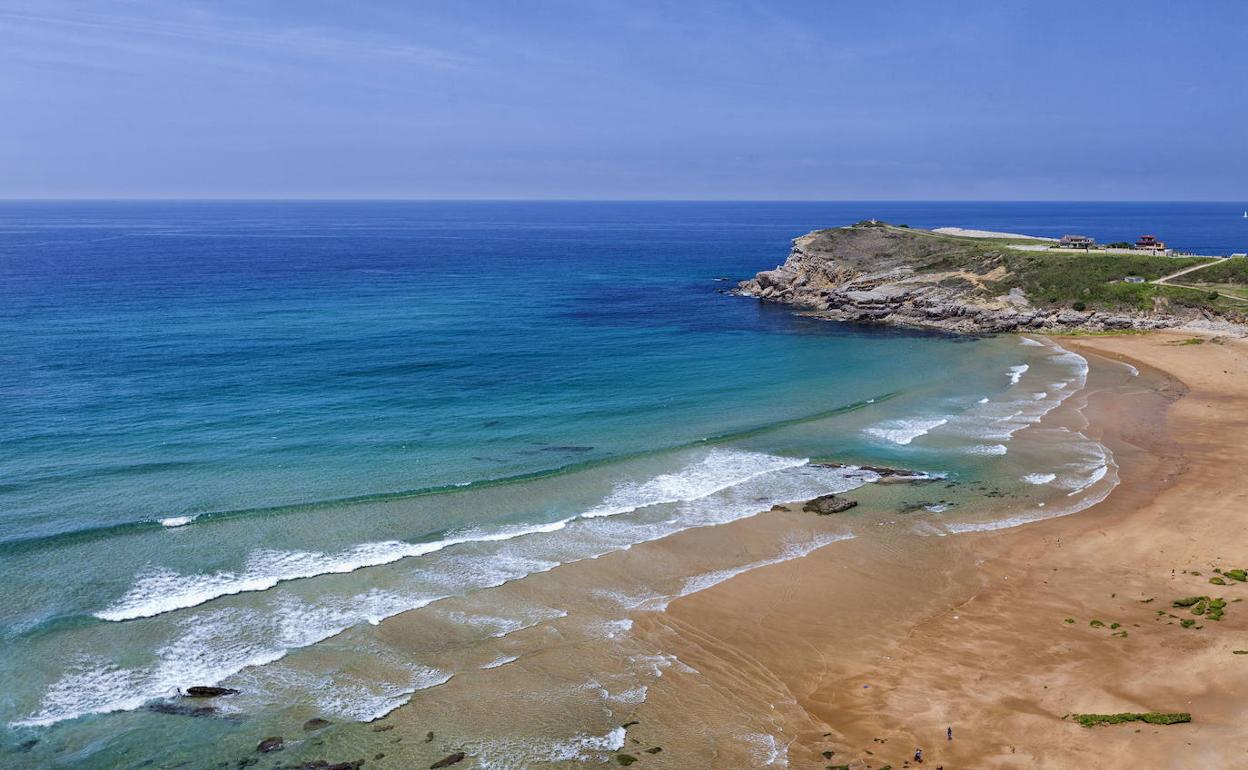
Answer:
(863, 417, 948, 445)
(99, 449, 808, 622)
(582, 449, 807, 518)
(943, 433, 1119, 535)
(1067, 464, 1109, 496)
(25, 453, 885, 729)
(481, 655, 519, 670)
(1019, 337, 1045, 347)
(965, 444, 1008, 456)
(97, 520, 573, 622)
(441, 606, 567, 639)
(159, 515, 196, 528)
(1007, 364, 1030, 384)
(1021, 472, 1058, 485)
(673, 533, 853, 603)
(313, 666, 453, 722)
(472, 727, 627, 770)
(744, 733, 790, 767)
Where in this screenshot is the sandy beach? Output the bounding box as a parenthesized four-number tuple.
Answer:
(614, 330, 1248, 769)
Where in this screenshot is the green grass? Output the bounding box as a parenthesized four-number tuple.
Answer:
(833, 224, 1244, 319)
(1187, 259, 1248, 284)
(1067, 712, 1191, 728)
(993, 252, 1213, 311)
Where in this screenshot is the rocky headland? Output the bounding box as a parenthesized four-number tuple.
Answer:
(735, 222, 1236, 334)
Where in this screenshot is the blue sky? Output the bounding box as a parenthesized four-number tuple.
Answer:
(0, 0, 1244, 199)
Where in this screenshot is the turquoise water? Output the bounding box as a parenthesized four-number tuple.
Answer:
(0, 201, 1242, 767)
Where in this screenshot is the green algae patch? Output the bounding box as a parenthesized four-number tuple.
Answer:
(1226, 569, 1247, 582)
(1210, 577, 1227, 585)
(616, 754, 638, 766)
(1174, 596, 1226, 620)
(1064, 618, 1076, 624)
(1090, 619, 1106, 628)
(1068, 712, 1190, 728)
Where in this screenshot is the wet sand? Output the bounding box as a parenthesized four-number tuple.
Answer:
(631, 330, 1248, 768)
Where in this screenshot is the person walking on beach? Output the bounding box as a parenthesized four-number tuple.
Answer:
(914, 746, 923, 763)
(947, 725, 953, 741)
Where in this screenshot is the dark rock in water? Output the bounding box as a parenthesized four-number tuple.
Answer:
(769, 504, 787, 512)
(185, 686, 239, 698)
(326, 761, 364, 770)
(256, 737, 284, 753)
(371, 724, 395, 732)
(430, 752, 466, 768)
(303, 718, 332, 732)
(644, 746, 663, 754)
(813, 462, 935, 483)
(425, 731, 435, 743)
(802, 494, 858, 515)
(148, 702, 217, 718)
(235, 758, 257, 768)
(17, 739, 38, 752)
(621, 720, 640, 729)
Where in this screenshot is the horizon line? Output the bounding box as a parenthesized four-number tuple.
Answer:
(0, 197, 1245, 204)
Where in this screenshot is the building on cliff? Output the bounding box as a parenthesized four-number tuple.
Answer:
(1059, 234, 1096, 249)
(1135, 234, 1169, 254)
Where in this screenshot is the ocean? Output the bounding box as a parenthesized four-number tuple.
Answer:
(0, 201, 1244, 767)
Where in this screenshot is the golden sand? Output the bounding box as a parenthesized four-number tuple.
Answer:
(628, 331, 1248, 769)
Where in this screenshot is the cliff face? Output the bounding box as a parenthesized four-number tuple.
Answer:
(736, 225, 1177, 334)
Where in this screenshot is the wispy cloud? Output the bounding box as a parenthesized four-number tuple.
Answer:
(0, 2, 471, 71)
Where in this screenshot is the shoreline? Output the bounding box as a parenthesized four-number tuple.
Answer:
(628, 329, 1248, 768)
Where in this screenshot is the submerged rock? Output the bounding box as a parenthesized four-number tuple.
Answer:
(185, 686, 239, 698)
(147, 702, 217, 718)
(430, 752, 466, 768)
(303, 718, 332, 731)
(802, 494, 858, 515)
(256, 737, 284, 753)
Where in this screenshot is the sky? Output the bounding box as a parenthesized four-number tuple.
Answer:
(0, 0, 1245, 200)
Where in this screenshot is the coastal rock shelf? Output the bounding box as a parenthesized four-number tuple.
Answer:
(736, 223, 1188, 334)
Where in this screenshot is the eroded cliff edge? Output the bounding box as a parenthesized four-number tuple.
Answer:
(735, 222, 1222, 334)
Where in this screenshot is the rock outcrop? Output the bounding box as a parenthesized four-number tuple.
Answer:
(802, 494, 858, 515)
(736, 224, 1181, 334)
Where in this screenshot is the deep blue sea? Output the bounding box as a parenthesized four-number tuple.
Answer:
(0, 201, 1244, 768)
